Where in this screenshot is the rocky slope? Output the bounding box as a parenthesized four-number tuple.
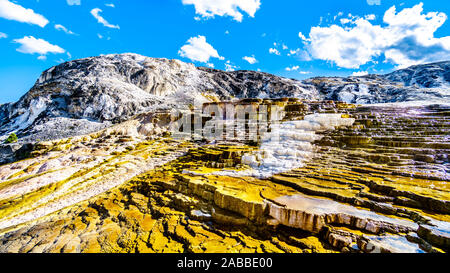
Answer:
(306, 70, 450, 105)
(0, 55, 449, 253)
(0, 54, 317, 145)
(1, 54, 449, 148)
(385, 61, 450, 89)
(0, 99, 448, 253)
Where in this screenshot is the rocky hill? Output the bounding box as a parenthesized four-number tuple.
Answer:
(305, 61, 450, 104)
(0, 99, 448, 253)
(384, 61, 450, 89)
(0, 55, 449, 253)
(0, 53, 449, 155)
(0, 54, 319, 144)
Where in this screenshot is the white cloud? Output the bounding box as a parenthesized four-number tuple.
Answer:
(91, 8, 119, 29)
(365, 14, 376, 21)
(367, 0, 381, 6)
(287, 48, 312, 61)
(334, 12, 344, 21)
(0, 0, 48, 27)
(37, 55, 46, 61)
(55, 24, 76, 35)
(298, 32, 309, 42)
(285, 66, 311, 75)
(339, 14, 360, 25)
(285, 66, 299, 71)
(67, 0, 81, 5)
(302, 3, 450, 69)
(243, 55, 258, 64)
(178, 35, 224, 63)
(14, 36, 65, 56)
(105, 3, 115, 8)
(0, 32, 6, 39)
(351, 71, 369, 76)
(341, 13, 375, 24)
(340, 18, 351, 24)
(182, 0, 261, 22)
(269, 48, 280, 55)
(225, 60, 238, 72)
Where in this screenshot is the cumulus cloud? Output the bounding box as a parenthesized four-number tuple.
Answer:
(225, 60, 238, 72)
(269, 48, 280, 55)
(13, 36, 65, 59)
(0, 32, 6, 39)
(290, 49, 312, 61)
(178, 35, 224, 63)
(91, 8, 119, 29)
(285, 66, 299, 71)
(365, 14, 376, 21)
(0, 0, 48, 27)
(55, 24, 76, 35)
(333, 12, 344, 21)
(67, 0, 81, 5)
(298, 32, 309, 42)
(182, 0, 261, 22)
(243, 55, 258, 64)
(351, 71, 369, 76)
(105, 3, 115, 8)
(302, 3, 450, 69)
(367, 0, 381, 6)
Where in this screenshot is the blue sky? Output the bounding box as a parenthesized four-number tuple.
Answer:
(0, 0, 450, 104)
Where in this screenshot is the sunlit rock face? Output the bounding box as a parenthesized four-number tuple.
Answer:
(0, 54, 317, 147)
(234, 113, 355, 178)
(384, 61, 450, 89)
(267, 193, 417, 234)
(1, 55, 449, 160)
(0, 98, 448, 254)
(212, 112, 355, 178)
(305, 61, 450, 105)
(0, 56, 449, 253)
(0, 115, 190, 231)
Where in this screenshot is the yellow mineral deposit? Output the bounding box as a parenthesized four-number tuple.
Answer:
(0, 100, 448, 253)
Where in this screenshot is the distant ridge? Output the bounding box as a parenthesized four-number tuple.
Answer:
(0, 53, 449, 144)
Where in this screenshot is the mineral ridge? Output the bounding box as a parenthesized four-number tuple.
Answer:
(0, 55, 448, 253)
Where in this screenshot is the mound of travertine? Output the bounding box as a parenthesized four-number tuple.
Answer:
(0, 100, 448, 253)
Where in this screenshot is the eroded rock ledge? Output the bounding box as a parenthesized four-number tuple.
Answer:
(0, 100, 448, 253)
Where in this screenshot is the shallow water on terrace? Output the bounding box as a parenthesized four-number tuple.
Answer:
(274, 193, 418, 230)
(211, 113, 355, 178)
(366, 235, 425, 253)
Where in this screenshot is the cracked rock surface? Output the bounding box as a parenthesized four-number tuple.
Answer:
(0, 99, 448, 253)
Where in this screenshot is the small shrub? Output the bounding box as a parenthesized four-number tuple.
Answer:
(5, 133, 18, 144)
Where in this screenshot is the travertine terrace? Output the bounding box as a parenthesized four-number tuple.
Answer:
(0, 99, 448, 253)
